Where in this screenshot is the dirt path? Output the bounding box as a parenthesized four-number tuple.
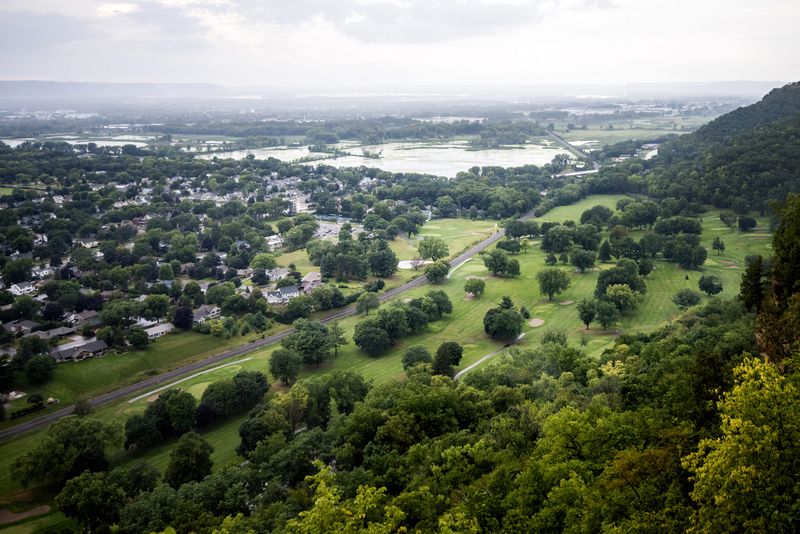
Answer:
(0, 505, 50, 524)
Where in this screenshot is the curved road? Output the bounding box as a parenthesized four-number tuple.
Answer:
(0, 223, 512, 442)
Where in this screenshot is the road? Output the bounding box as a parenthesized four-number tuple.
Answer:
(546, 130, 601, 170)
(0, 223, 511, 442)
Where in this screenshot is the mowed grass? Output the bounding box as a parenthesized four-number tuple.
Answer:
(0, 331, 275, 431)
(0, 196, 773, 513)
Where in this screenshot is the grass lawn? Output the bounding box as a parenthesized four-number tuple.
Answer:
(0, 329, 284, 431)
(0, 195, 773, 516)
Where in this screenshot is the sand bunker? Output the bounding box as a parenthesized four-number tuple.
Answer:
(397, 260, 432, 269)
(559, 300, 574, 305)
(529, 318, 545, 327)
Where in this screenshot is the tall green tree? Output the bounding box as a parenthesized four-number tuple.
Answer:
(164, 431, 213, 489)
(537, 268, 571, 301)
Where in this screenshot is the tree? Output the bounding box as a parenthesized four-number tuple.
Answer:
(353, 318, 391, 357)
(711, 236, 726, 255)
(673, 289, 702, 309)
(356, 292, 380, 315)
(402, 346, 432, 370)
(173, 306, 194, 330)
(164, 431, 213, 489)
(56, 471, 126, 534)
(282, 319, 333, 366)
(127, 327, 149, 348)
(598, 240, 613, 262)
(738, 216, 757, 231)
(12, 416, 122, 486)
(576, 299, 596, 329)
(250, 253, 277, 270)
(638, 258, 654, 277)
(740, 256, 766, 312)
(367, 241, 399, 278)
(143, 294, 170, 320)
(545, 252, 557, 266)
(604, 284, 638, 313)
(464, 278, 486, 297)
(497, 239, 521, 254)
(683, 358, 800, 532)
(42, 301, 64, 321)
(417, 236, 449, 261)
(158, 263, 175, 281)
(16, 336, 50, 365)
(771, 194, 800, 304)
(432, 342, 463, 376)
(12, 295, 39, 320)
(595, 300, 619, 330)
(73, 397, 93, 417)
(483, 306, 524, 342)
(425, 260, 450, 283)
(698, 275, 724, 296)
(270, 348, 302, 385)
(24, 354, 55, 384)
(537, 268, 570, 301)
(570, 249, 596, 272)
(328, 321, 347, 358)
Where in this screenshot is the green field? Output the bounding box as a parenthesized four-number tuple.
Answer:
(557, 115, 713, 147)
(0, 197, 773, 531)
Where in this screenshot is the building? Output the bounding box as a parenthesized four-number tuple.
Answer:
(192, 305, 221, 324)
(300, 272, 322, 293)
(2, 320, 40, 336)
(24, 326, 75, 341)
(145, 323, 175, 340)
(9, 282, 35, 296)
(66, 310, 101, 327)
(31, 267, 55, 280)
(51, 339, 109, 362)
(266, 285, 301, 304)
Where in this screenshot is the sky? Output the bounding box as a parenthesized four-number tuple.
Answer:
(1, 0, 798, 90)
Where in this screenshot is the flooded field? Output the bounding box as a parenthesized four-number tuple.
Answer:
(198, 140, 567, 177)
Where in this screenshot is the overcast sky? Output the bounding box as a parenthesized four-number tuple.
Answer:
(1, 0, 798, 89)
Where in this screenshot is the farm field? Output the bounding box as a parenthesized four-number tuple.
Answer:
(0, 196, 773, 531)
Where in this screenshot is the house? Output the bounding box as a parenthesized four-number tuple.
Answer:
(24, 326, 75, 341)
(31, 267, 55, 280)
(51, 339, 109, 362)
(2, 320, 40, 336)
(267, 285, 301, 304)
(9, 282, 35, 296)
(192, 305, 221, 324)
(266, 235, 284, 251)
(300, 272, 322, 293)
(145, 323, 174, 340)
(66, 310, 100, 327)
(265, 267, 290, 281)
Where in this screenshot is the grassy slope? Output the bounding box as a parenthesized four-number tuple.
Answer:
(0, 197, 772, 531)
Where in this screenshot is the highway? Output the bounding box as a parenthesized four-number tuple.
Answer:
(0, 224, 511, 442)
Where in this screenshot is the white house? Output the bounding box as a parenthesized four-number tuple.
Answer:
(145, 323, 175, 340)
(192, 305, 221, 324)
(10, 282, 35, 296)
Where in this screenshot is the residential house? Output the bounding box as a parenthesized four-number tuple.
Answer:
(192, 305, 221, 324)
(300, 272, 322, 293)
(9, 282, 35, 296)
(51, 339, 109, 362)
(31, 266, 55, 280)
(66, 310, 101, 327)
(145, 323, 175, 340)
(266, 285, 301, 304)
(2, 320, 40, 336)
(24, 326, 75, 341)
(265, 267, 289, 281)
(266, 235, 284, 251)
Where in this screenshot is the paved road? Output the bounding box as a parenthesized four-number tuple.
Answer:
(0, 223, 512, 442)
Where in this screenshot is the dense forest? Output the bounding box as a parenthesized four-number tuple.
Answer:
(588, 82, 800, 212)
